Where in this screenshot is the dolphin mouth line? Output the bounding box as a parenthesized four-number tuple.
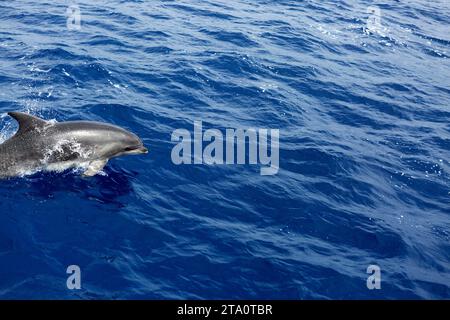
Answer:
(124, 145, 148, 154)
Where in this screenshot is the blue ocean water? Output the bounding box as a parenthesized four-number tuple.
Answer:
(0, 0, 449, 299)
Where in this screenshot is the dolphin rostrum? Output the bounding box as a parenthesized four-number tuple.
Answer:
(0, 111, 148, 178)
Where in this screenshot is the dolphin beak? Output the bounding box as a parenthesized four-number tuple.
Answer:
(139, 146, 148, 154)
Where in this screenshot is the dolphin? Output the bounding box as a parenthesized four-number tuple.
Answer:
(0, 111, 148, 178)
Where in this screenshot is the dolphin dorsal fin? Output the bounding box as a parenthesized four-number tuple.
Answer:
(8, 111, 48, 135)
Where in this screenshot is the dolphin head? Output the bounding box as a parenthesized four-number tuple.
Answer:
(77, 122, 148, 159)
(110, 129, 149, 157)
(44, 120, 148, 161)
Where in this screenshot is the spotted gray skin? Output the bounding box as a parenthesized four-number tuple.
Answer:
(0, 112, 148, 178)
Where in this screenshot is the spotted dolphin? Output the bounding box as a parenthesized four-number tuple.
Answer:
(0, 112, 147, 178)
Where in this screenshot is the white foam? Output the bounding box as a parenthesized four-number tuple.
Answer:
(41, 138, 94, 165)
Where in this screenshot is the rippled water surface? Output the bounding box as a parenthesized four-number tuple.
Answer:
(0, 0, 449, 299)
